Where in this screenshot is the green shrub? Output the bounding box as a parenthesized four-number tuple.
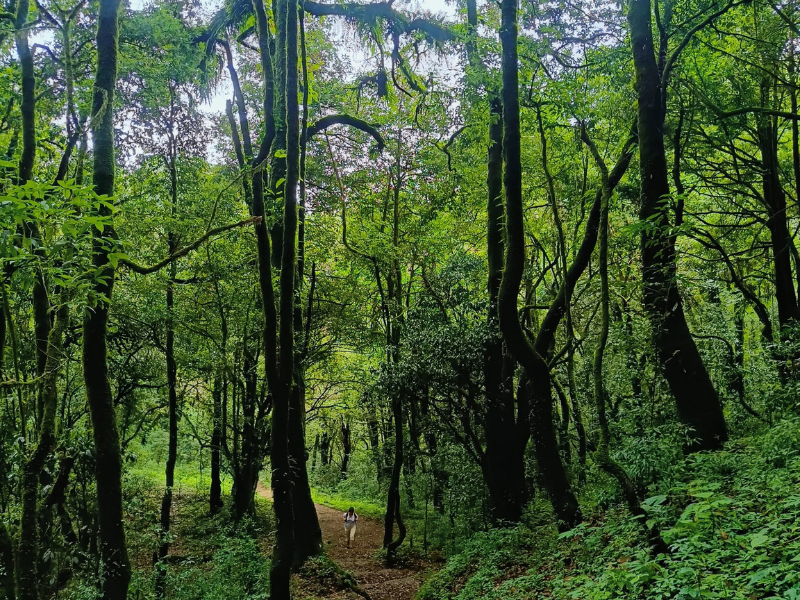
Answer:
(419, 418, 800, 600)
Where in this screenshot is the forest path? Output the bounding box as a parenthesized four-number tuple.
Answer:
(256, 483, 429, 600)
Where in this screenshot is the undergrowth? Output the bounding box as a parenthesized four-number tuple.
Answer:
(419, 418, 800, 600)
(64, 477, 273, 600)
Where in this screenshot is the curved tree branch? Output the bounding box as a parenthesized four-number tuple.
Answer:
(118, 217, 260, 275)
(305, 114, 385, 152)
(303, 1, 455, 43)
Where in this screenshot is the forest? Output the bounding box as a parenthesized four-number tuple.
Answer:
(2, 0, 800, 597)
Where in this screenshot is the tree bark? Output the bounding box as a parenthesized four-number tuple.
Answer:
(586, 132, 669, 555)
(155, 156, 180, 599)
(210, 374, 223, 514)
(269, 0, 299, 595)
(290, 9, 323, 563)
(383, 392, 406, 562)
(497, 0, 581, 531)
(340, 419, 351, 478)
(482, 93, 530, 524)
(0, 520, 14, 600)
(628, 0, 727, 452)
(84, 0, 131, 596)
(14, 0, 35, 185)
(756, 100, 799, 331)
(16, 298, 67, 600)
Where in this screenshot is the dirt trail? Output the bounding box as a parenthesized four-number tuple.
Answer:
(256, 484, 431, 600)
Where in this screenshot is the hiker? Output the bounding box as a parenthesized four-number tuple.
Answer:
(343, 506, 358, 549)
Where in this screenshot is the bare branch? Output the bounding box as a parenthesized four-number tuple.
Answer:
(118, 217, 260, 275)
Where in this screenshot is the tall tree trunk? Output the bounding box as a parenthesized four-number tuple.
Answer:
(14, 0, 34, 185)
(83, 0, 131, 596)
(155, 157, 179, 599)
(756, 98, 799, 331)
(289, 7, 323, 563)
(628, 0, 727, 452)
(210, 374, 223, 514)
(497, 0, 582, 531)
(466, 0, 529, 524)
(0, 520, 14, 600)
(269, 0, 299, 595)
(586, 134, 669, 555)
(16, 299, 67, 600)
(340, 419, 351, 479)
(15, 0, 52, 433)
(383, 392, 406, 562)
(482, 93, 530, 525)
(210, 255, 228, 516)
(383, 133, 407, 559)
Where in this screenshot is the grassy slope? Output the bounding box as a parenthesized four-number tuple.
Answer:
(419, 418, 800, 600)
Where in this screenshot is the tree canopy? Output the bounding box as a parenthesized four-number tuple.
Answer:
(2, 0, 800, 598)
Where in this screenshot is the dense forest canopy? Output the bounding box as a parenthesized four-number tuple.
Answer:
(2, 0, 800, 598)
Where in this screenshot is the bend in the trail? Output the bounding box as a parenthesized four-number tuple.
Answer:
(256, 484, 433, 600)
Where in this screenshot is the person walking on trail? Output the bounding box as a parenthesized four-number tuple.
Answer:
(343, 507, 358, 549)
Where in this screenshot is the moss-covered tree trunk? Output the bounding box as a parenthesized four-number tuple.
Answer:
(16, 298, 67, 600)
(155, 152, 179, 599)
(628, 0, 727, 452)
(464, 0, 530, 525)
(382, 391, 406, 561)
(210, 373, 223, 514)
(83, 0, 131, 596)
(382, 133, 407, 561)
(482, 95, 529, 525)
(755, 101, 799, 331)
(14, 0, 52, 432)
(0, 520, 14, 600)
(269, 0, 300, 596)
(585, 132, 669, 555)
(497, 0, 581, 531)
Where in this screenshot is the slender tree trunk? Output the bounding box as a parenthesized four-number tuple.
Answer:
(15, 0, 52, 433)
(290, 7, 323, 563)
(554, 380, 571, 463)
(16, 299, 67, 600)
(155, 157, 179, 598)
(567, 334, 587, 484)
(0, 520, 14, 600)
(383, 392, 406, 562)
(340, 419, 351, 479)
(482, 94, 530, 524)
(320, 431, 330, 466)
(311, 433, 319, 470)
(497, 0, 581, 531)
(383, 133, 408, 558)
(210, 257, 228, 515)
(628, 0, 727, 452)
(269, 0, 299, 595)
(14, 0, 34, 185)
(233, 332, 259, 520)
(210, 374, 223, 514)
(84, 0, 130, 596)
(586, 134, 669, 555)
(756, 107, 799, 331)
